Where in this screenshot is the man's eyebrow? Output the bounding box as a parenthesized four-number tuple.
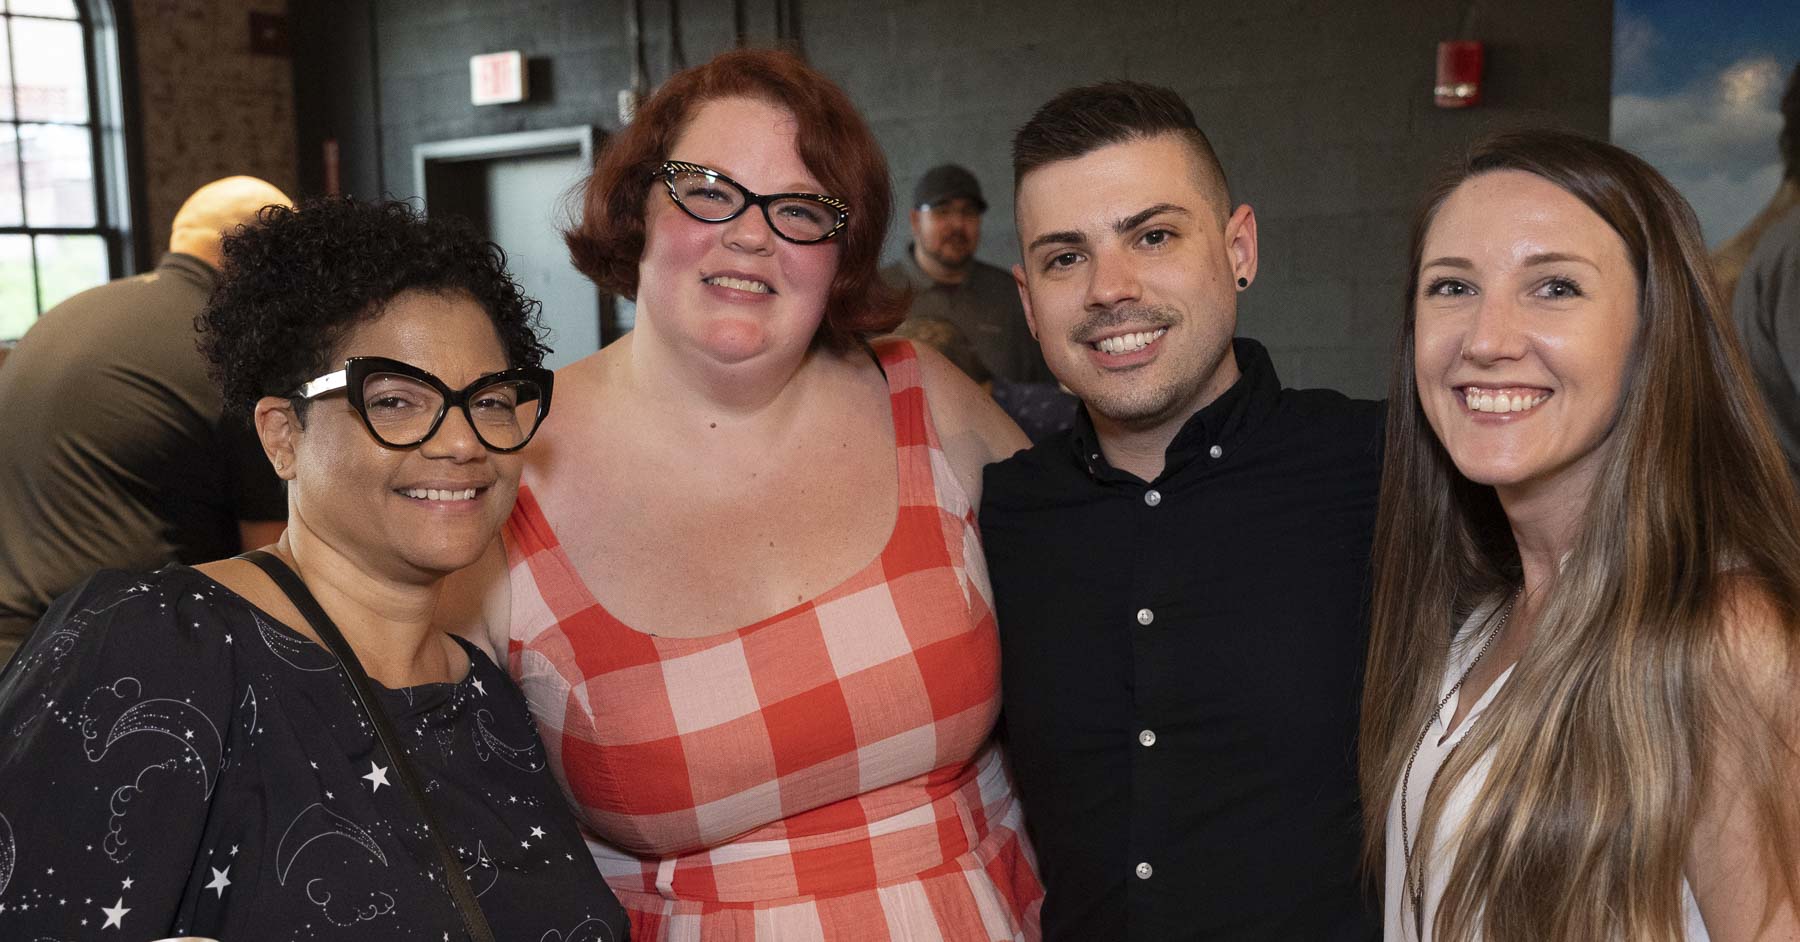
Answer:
(1027, 230, 1085, 253)
(1025, 203, 1194, 254)
(1115, 203, 1190, 234)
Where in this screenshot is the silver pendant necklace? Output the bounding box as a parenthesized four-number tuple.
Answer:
(1399, 587, 1522, 940)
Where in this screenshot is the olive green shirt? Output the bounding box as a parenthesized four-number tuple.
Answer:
(0, 254, 285, 665)
(882, 247, 1053, 384)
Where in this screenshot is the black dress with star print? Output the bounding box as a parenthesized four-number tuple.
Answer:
(0, 566, 629, 942)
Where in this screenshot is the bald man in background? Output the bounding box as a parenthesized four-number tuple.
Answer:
(0, 177, 292, 665)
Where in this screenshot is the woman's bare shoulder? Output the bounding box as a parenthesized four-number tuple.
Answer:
(900, 338, 1029, 469)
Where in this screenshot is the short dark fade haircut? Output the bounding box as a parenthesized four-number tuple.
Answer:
(198, 197, 549, 418)
(1782, 60, 1800, 182)
(1012, 80, 1233, 220)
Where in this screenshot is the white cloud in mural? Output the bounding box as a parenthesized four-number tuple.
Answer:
(1614, 55, 1788, 247)
(1612, 11, 1659, 89)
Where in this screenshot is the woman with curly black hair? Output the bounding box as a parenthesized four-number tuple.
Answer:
(0, 197, 628, 942)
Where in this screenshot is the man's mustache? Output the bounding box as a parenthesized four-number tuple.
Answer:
(1071, 305, 1178, 344)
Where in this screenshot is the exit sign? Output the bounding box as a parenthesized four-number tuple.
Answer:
(470, 51, 528, 106)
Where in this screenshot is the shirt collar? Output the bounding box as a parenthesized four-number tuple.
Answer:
(894, 244, 940, 292)
(1069, 337, 1282, 483)
(896, 243, 984, 292)
(159, 252, 218, 292)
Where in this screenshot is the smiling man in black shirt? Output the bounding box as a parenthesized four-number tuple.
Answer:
(981, 82, 1384, 940)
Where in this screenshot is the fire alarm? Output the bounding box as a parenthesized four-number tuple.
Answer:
(1435, 40, 1484, 108)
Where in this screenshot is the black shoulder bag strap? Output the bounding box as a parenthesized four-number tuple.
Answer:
(241, 550, 497, 942)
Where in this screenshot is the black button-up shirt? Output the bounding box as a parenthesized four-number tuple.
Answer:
(981, 339, 1384, 941)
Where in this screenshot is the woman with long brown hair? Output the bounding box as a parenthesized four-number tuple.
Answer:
(1363, 127, 1800, 941)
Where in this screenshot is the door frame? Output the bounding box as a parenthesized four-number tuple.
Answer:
(412, 126, 620, 345)
(413, 126, 597, 205)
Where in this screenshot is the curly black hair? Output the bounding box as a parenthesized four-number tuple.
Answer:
(197, 197, 550, 417)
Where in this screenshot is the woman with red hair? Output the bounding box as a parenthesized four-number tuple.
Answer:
(452, 49, 1042, 939)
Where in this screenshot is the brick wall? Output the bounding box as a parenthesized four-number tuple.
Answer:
(131, 0, 297, 260)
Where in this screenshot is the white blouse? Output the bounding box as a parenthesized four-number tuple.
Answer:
(1382, 602, 1710, 941)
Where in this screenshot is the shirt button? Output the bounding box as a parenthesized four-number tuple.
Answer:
(1209, 444, 1224, 459)
(1138, 729, 1156, 747)
(1143, 489, 1161, 507)
(1136, 608, 1154, 626)
(1135, 861, 1154, 880)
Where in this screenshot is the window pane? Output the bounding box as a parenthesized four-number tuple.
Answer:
(19, 122, 92, 226)
(0, 125, 20, 226)
(10, 17, 87, 123)
(0, 20, 14, 122)
(0, 234, 35, 338)
(34, 233, 105, 312)
(8, 2, 81, 21)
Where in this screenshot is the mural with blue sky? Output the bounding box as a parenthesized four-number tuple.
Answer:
(1612, 0, 1800, 246)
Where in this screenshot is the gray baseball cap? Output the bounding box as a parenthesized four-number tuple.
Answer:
(912, 164, 988, 212)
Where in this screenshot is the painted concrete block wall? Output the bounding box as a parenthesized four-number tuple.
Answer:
(292, 0, 1612, 398)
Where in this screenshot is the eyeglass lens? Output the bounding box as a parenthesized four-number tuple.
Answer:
(667, 169, 839, 242)
(361, 371, 545, 449)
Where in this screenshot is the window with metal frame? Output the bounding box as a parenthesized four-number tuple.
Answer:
(0, 0, 130, 341)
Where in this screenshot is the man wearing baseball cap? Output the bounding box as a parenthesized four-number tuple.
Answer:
(883, 163, 1053, 383)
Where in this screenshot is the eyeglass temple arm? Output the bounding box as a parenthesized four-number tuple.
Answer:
(296, 370, 349, 399)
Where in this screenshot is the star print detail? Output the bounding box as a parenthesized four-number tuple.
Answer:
(205, 866, 231, 898)
(101, 897, 130, 929)
(230, 844, 239, 855)
(120, 877, 133, 890)
(363, 761, 391, 792)
(471, 678, 486, 695)
(529, 826, 546, 839)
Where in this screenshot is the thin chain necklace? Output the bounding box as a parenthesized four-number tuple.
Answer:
(1399, 587, 1522, 940)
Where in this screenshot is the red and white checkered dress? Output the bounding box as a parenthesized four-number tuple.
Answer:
(502, 340, 1044, 940)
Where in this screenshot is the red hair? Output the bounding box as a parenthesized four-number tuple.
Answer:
(565, 48, 904, 350)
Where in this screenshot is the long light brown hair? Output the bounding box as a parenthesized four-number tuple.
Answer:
(1362, 128, 1800, 941)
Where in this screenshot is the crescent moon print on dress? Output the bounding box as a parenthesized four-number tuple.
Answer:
(0, 811, 14, 899)
(7, 583, 155, 737)
(461, 840, 498, 897)
(275, 802, 387, 885)
(538, 916, 624, 942)
(81, 677, 225, 797)
(278, 802, 400, 926)
(236, 685, 260, 748)
(472, 709, 546, 771)
(255, 611, 339, 672)
(0, 568, 629, 940)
